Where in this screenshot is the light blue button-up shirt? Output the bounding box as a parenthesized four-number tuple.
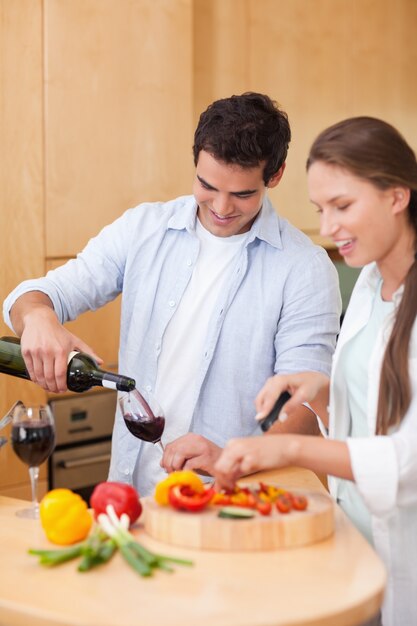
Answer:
(3, 194, 341, 489)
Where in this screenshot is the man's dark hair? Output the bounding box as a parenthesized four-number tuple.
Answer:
(193, 92, 291, 184)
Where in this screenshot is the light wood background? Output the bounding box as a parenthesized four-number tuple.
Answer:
(1, 0, 417, 495)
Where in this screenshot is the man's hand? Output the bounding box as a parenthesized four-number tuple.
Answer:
(11, 292, 101, 393)
(160, 433, 222, 476)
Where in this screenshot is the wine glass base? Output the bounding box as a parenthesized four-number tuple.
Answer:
(16, 506, 39, 520)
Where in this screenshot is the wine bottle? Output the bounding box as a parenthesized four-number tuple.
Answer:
(0, 336, 136, 393)
(259, 391, 291, 432)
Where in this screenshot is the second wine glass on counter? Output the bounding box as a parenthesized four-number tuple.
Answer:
(10, 403, 56, 519)
(119, 388, 165, 452)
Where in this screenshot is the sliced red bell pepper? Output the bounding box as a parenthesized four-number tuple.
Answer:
(168, 484, 214, 512)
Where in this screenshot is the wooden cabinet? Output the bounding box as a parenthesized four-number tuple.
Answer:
(44, 0, 194, 257)
(193, 0, 417, 235)
(0, 0, 47, 497)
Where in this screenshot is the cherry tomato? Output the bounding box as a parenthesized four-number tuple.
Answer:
(276, 494, 292, 514)
(292, 495, 308, 511)
(256, 501, 272, 516)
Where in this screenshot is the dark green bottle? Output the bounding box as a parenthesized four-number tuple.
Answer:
(0, 336, 136, 393)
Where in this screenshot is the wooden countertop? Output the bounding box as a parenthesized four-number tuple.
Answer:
(0, 468, 386, 626)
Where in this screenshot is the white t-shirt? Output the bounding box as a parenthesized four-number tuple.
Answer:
(133, 218, 249, 495)
(338, 280, 394, 544)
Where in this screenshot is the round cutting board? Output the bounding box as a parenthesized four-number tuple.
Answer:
(142, 489, 334, 551)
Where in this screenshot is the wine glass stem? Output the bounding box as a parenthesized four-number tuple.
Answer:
(156, 440, 165, 453)
(29, 466, 40, 518)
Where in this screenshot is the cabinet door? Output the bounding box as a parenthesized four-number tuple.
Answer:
(0, 0, 48, 494)
(44, 0, 194, 258)
(193, 0, 417, 235)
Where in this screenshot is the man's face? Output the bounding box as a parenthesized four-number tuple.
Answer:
(193, 150, 283, 237)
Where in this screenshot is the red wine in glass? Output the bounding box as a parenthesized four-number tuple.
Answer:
(123, 414, 165, 443)
(11, 421, 55, 465)
(119, 388, 165, 452)
(10, 403, 56, 519)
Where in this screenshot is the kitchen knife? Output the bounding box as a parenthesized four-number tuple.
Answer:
(258, 391, 291, 432)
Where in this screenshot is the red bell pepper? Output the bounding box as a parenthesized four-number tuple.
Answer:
(168, 484, 214, 513)
(90, 482, 142, 525)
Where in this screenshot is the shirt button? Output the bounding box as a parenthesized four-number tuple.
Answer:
(124, 469, 130, 476)
(186, 259, 192, 267)
(169, 300, 176, 307)
(146, 385, 152, 392)
(155, 343, 161, 351)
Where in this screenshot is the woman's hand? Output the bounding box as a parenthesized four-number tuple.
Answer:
(214, 435, 292, 491)
(255, 372, 331, 426)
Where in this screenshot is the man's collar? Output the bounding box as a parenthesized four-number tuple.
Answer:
(249, 195, 283, 249)
(167, 194, 283, 249)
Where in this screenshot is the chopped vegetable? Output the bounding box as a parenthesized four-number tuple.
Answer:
(154, 470, 204, 505)
(97, 505, 193, 576)
(276, 494, 292, 514)
(291, 495, 308, 511)
(40, 488, 93, 545)
(168, 484, 214, 513)
(217, 506, 256, 519)
(256, 501, 272, 516)
(90, 482, 142, 525)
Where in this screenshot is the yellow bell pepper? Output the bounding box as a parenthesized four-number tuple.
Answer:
(154, 470, 204, 505)
(40, 488, 93, 545)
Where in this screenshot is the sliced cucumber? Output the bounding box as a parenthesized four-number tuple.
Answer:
(217, 506, 255, 519)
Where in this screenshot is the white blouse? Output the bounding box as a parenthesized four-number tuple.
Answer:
(323, 263, 417, 626)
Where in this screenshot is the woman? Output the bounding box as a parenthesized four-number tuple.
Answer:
(214, 117, 417, 626)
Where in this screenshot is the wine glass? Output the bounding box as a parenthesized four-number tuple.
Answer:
(11, 403, 56, 519)
(119, 388, 165, 452)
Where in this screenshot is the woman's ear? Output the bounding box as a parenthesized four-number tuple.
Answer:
(392, 186, 411, 215)
(267, 163, 286, 189)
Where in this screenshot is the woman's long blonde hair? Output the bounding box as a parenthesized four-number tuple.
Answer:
(307, 117, 417, 433)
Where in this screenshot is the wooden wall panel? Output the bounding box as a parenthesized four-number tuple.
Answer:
(193, 0, 250, 121)
(44, 0, 194, 257)
(0, 0, 47, 493)
(193, 0, 417, 237)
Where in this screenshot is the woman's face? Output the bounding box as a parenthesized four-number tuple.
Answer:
(307, 161, 409, 268)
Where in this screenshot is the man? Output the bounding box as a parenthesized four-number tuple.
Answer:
(3, 93, 341, 495)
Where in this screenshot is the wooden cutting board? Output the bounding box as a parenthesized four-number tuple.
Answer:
(142, 489, 335, 551)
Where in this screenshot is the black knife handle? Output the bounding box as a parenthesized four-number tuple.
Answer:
(259, 391, 291, 432)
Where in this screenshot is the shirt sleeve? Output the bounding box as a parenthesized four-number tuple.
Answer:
(3, 208, 136, 330)
(347, 393, 417, 516)
(274, 247, 342, 377)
